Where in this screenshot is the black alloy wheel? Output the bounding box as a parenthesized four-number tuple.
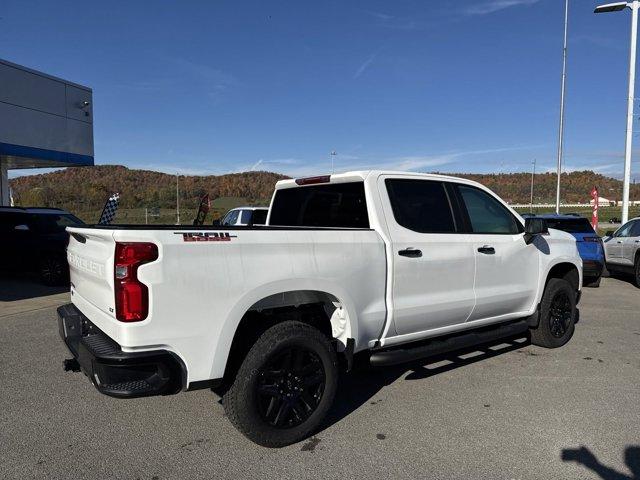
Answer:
(256, 347, 325, 428)
(549, 291, 572, 338)
(40, 255, 65, 286)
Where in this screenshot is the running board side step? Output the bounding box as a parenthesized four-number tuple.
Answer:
(369, 320, 529, 367)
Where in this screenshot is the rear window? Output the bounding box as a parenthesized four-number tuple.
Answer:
(269, 182, 369, 228)
(31, 213, 83, 233)
(252, 209, 268, 225)
(545, 218, 594, 234)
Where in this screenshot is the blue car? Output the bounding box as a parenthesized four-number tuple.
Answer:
(530, 214, 604, 287)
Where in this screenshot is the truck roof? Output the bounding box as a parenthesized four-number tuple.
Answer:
(276, 170, 481, 189)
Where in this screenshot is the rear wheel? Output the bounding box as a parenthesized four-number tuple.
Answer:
(39, 254, 67, 286)
(223, 320, 338, 447)
(634, 256, 640, 288)
(530, 278, 576, 348)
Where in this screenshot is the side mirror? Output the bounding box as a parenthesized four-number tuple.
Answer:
(14, 224, 30, 231)
(212, 219, 221, 226)
(524, 218, 548, 245)
(605, 230, 615, 237)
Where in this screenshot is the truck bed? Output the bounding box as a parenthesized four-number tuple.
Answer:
(66, 225, 387, 385)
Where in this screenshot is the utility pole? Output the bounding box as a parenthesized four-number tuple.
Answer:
(530, 159, 536, 212)
(176, 173, 180, 225)
(555, 0, 569, 214)
(330, 151, 337, 174)
(594, 1, 639, 224)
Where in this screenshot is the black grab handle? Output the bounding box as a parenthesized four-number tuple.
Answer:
(398, 248, 422, 258)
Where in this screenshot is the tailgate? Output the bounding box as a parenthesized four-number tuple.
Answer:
(66, 227, 116, 318)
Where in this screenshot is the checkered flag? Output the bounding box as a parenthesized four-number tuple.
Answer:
(98, 193, 120, 225)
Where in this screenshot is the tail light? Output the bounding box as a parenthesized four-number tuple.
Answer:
(295, 175, 331, 185)
(114, 242, 158, 322)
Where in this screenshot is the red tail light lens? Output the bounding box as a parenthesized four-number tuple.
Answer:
(114, 242, 158, 322)
(295, 175, 331, 185)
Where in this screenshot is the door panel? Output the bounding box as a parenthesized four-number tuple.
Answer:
(380, 177, 475, 337)
(606, 221, 635, 264)
(455, 184, 539, 321)
(468, 235, 539, 321)
(622, 220, 640, 265)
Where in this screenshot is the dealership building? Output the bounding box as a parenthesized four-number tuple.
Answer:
(0, 58, 94, 206)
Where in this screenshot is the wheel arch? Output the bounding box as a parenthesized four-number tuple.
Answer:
(545, 261, 580, 292)
(211, 280, 358, 382)
(527, 260, 581, 328)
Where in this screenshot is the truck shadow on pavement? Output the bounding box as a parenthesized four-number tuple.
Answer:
(0, 274, 67, 302)
(562, 445, 640, 480)
(322, 335, 529, 432)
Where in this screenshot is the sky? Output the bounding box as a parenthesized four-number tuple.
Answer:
(2, 0, 640, 180)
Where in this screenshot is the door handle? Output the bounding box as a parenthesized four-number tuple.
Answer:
(617, 241, 623, 244)
(398, 248, 422, 258)
(477, 245, 495, 254)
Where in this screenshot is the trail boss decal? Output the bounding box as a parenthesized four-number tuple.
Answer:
(175, 231, 237, 242)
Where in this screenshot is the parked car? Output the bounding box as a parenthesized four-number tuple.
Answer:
(215, 206, 268, 226)
(603, 217, 640, 287)
(0, 207, 84, 285)
(529, 214, 604, 287)
(59, 171, 582, 447)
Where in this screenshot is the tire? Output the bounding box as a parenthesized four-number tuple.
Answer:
(634, 256, 640, 288)
(39, 254, 67, 286)
(223, 320, 338, 448)
(530, 278, 576, 348)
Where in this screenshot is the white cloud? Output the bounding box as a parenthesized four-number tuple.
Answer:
(463, 0, 540, 16)
(364, 10, 418, 30)
(354, 53, 377, 79)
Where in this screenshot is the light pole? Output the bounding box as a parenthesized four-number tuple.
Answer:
(530, 158, 536, 212)
(330, 150, 337, 174)
(176, 173, 180, 225)
(595, 1, 638, 224)
(556, 0, 569, 214)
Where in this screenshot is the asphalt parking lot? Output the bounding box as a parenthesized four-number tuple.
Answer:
(1, 276, 639, 480)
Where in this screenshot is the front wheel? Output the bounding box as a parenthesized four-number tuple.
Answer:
(223, 321, 338, 447)
(634, 256, 640, 288)
(530, 278, 576, 348)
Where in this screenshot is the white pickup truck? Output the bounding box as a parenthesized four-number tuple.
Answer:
(59, 171, 582, 447)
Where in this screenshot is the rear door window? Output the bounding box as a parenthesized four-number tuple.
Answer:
(0, 212, 29, 233)
(384, 179, 456, 233)
(269, 182, 369, 228)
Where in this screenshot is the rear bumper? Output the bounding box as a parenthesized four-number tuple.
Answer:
(57, 303, 185, 398)
(582, 260, 604, 279)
